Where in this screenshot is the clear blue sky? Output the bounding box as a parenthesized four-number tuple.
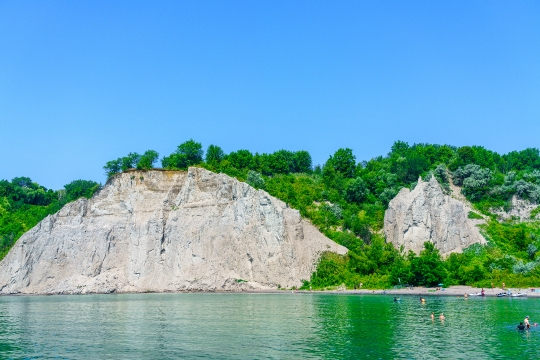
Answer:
(1, 1, 539, 189)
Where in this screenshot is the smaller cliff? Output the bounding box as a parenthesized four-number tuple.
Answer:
(384, 176, 486, 255)
(491, 195, 540, 221)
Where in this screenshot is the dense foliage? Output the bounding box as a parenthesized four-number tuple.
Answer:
(125, 139, 538, 289)
(3, 140, 540, 290)
(104, 150, 159, 177)
(0, 178, 100, 261)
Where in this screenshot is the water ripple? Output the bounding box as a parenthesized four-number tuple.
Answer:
(0, 293, 539, 359)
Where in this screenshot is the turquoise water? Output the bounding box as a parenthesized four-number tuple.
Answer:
(1, 293, 539, 359)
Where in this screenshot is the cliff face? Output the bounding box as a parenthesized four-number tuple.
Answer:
(0, 168, 346, 294)
(384, 176, 486, 255)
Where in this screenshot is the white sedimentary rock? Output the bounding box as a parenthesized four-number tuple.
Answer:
(491, 195, 539, 221)
(384, 176, 486, 255)
(0, 168, 346, 294)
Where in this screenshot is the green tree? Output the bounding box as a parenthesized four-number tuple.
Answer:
(389, 254, 412, 286)
(227, 150, 253, 169)
(162, 139, 203, 169)
(389, 140, 410, 157)
(327, 148, 356, 178)
(268, 150, 295, 174)
(121, 153, 141, 171)
(177, 139, 203, 164)
(344, 177, 368, 203)
(136, 150, 159, 170)
(409, 242, 447, 286)
(456, 146, 475, 167)
(64, 180, 101, 202)
(206, 145, 225, 163)
(104, 159, 121, 178)
(11, 177, 34, 188)
(246, 170, 265, 189)
(162, 153, 188, 169)
(293, 150, 312, 173)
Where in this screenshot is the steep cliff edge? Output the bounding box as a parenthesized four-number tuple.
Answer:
(0, 168, 346, 294)
(384, 176, 486, 255)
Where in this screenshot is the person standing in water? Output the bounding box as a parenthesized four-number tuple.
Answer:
(431, 312, 435, 321)
(517, 322, 525, 330)
(524, 316, 531, 329)
(440, 313, 445, 321)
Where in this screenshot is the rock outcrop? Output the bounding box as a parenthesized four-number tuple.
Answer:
(491, 195, 539, 221)
(384, 176, 486, 255)
(0, 168, 346, 294)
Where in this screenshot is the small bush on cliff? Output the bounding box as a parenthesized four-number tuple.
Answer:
(246, 171, 265, 189)
(64, 180, 101, 203)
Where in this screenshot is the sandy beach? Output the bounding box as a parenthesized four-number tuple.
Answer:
(325, 286, 540, 297)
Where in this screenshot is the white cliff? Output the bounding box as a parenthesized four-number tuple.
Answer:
(0, 168, 346, 294)
(384, 176, 486, 255)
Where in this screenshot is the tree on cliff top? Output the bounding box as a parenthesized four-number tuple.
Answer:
(162, 139, 204, 169)
(104, 150, 159, 177)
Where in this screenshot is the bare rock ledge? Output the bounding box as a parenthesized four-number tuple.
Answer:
(384, 176, 486, 256)
(0, 168, 346, 294)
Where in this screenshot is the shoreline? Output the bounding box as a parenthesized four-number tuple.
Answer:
(321, 286, 540, 298)
(2, 285, 540, 297)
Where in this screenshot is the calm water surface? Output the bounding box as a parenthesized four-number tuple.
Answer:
(1, 293, 539, 359)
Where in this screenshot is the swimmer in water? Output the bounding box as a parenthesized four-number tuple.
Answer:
(431, 312, 435, 321)
(440, 313, 445, 321)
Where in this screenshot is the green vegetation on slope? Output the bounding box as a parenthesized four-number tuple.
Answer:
(104, 139, 540, 289)
(2, 140, 540, 289)
(0, 178, 100, 261)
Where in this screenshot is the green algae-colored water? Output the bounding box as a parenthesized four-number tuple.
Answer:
(1, 293, 539, 359)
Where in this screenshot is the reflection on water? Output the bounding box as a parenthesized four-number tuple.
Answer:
(0, 293, 539, 359)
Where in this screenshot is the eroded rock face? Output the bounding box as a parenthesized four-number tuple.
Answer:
(0, 168, 346, 294)
(491, 195, 539, 221)
(384, 176, 486, 255)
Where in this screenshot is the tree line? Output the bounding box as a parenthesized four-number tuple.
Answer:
(103, 139, 313, 178)
(101, 139, 540, 289)
(3, 140, 540, 289)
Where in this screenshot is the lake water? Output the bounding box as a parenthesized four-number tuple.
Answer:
(1, 293, 539, 359)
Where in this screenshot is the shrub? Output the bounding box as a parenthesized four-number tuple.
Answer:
(246, 171, 265, 189)
(468, 211, 484, 220)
